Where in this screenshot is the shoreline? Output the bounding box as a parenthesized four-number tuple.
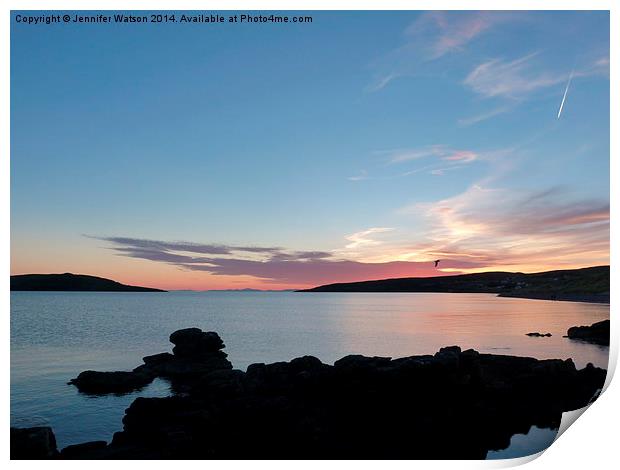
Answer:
(298, 266, 610, 304)
(11, 327, 608, 459)
(497, 292, 610, 304)
(10, 289, 611, 304)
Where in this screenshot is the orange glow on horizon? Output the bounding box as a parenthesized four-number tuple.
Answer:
(10, 259, 609, 291)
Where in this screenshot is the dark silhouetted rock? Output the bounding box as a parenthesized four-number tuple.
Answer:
(142, 352, 174, 366)
(526, 332, 552, 337)
(170, 328, 225, 357)
(11, 426, 58, 459)
(68, 370, 154, 394)
(566, 320, 610, 345)
(196, 369, 246, 396)
(434, 345, 462, 368)
(60, 441, 108, 459)
(58, 330, 607, 459)
(289, 355, 325, 373)
(333, 354, 392, 372)
(161, 352, 231, 377)
(69, 328, 232, 395)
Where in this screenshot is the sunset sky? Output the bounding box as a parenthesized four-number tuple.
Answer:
(11, 11, 609, 290)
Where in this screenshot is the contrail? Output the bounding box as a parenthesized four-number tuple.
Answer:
(557, 70, 574, 119)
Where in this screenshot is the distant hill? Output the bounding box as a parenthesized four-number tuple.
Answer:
(10, 273, 166, 292)
(299, 266, 609, 303)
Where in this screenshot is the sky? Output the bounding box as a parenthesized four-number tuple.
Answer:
(10, 11, 610, 290)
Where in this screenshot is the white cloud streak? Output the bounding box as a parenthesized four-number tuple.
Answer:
(385, 145, 479, 165)
(367, 12, 511, 92)
(345, 227, 394, 249)
(458, 106, 513, 127)
(463, 52, 567, 99)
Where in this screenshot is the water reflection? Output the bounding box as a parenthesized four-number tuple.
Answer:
(11, 291, 609, 453)
(487, 426, 558, 459)
(332, 293, 609, 369)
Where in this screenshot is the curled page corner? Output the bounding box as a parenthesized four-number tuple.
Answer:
(490, 405, 595, 468)
(513, 449, 546, 466)
(602, 319, 617, 393)
(553, 310, 615, 445)
(485, 449, 545, 467)
(555, 407, 589, 441)
(554, 388, 601, 443)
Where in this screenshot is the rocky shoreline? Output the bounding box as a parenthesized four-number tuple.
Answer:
(11, 327, 608, 460)
(565, 319, 610, 346)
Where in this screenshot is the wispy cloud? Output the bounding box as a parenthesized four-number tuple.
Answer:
(429, 165, 464, 176)
(442, 150, 477, 163)
(348, 170, 369, 181)
(463, 52, 567, 99)
(593, 56, 609, 73)
(89, 236, 282, 256)
(457, 105, 513, 127)
(350, 145, 483, 181)
(406, 11, 502, 60)
(365, 73, 401, 92)
(464, 51, 610, 102)
(91, 234, 468, 286)
(384, 147, 441, 164)
(575, 55, 610, 79)
(345, 227, 394, 249)
(367, 11, 511, 92)
(400, 185, 609, 271)
(385, 145, 479, 165)
(181, 258, 469, 286)
(91, 179, 609, 288)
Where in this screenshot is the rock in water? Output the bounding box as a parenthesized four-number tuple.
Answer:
(68, 370, 155, 394)
(526, 332, 552, 337)
(68, 328, 232, 394)
(169, 328, 225, 356)
(566, 320, 610, 345)
(11, 427, 58, 459)
(58, 330, 607, 459)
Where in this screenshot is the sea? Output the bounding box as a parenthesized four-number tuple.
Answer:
(10, 291, 610, 459)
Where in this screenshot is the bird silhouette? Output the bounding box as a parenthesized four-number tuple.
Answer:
(434, 260, 441, 267)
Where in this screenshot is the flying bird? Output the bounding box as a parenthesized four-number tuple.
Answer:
(434, 260, 441, 267)
(557, 70, 574, 119)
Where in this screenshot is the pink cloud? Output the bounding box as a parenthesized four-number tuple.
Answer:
(429, 12, 495, 58)
(442, 151, 478, 163)
(368, 12, 512, 92)
(411, 185, 609, 272)
(95, 236, 479, 288)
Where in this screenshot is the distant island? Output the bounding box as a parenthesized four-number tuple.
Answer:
(299, 266, 609, 303)
(10, 273, 166, 292)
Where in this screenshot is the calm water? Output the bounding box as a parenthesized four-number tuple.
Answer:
(10, 291, 609, 457)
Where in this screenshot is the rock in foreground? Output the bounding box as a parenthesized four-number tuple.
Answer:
(68, 328, 232, 394)
(566, 320, 610, 346)
(52, 329, 609, 459)
(10, 426, 58, 459)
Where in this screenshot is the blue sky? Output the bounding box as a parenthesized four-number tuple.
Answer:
(11, 11, 609, 289)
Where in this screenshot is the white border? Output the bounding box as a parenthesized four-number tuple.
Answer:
(2, 1, 616, 468)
